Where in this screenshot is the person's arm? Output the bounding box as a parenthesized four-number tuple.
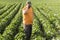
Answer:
(23, 6, 28, 14)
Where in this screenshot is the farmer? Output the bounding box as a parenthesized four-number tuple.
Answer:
(22, 1, 34, 40)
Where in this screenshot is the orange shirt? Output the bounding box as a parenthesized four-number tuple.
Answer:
(22, 6, 34, 25)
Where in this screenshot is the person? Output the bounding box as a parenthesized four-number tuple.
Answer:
(22, 1, 34, 40)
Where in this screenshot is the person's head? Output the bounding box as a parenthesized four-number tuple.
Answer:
(26, 1, 31, 8)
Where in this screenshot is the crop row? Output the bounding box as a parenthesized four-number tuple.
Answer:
(0, 4, 14, 15)
(0, 3, 21, 34)
(1, 3, 23, 40)
(36, 7, 60, 34)
(33, 6, 57, 40)
(0, 4, 5, 10)
(0, 4, 17, 20)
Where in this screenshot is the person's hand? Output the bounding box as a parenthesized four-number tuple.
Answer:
(23, 5, 29, 15)
(26, 4, 29, 8)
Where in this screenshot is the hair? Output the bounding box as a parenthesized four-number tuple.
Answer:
(26, 1, 31, 8)
(27, 1, 31, 4)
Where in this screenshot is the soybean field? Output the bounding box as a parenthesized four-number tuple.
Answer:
(0, 0, 60, 40)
